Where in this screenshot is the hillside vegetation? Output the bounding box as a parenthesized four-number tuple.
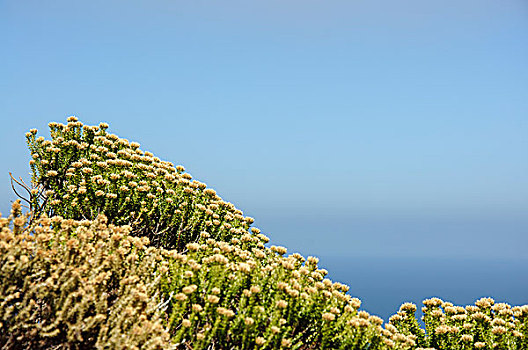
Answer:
(1, 117, 526, 349)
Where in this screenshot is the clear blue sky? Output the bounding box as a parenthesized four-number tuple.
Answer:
(1, 0, 527, 260)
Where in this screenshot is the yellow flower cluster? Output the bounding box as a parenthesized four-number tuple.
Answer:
(25, 117, 254, 251)
(158, 230, 418, 349)
(390, 297, 528, 350)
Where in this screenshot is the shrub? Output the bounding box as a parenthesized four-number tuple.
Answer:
(0, 202, 415, 350)
(390, 298, 528, 350)
(5, 117, 527, 350)
(24, 117, 254, 251)
(159, 233, 415, 349)
(0, 201, 170, 349)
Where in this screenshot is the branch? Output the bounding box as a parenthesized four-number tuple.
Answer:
(9, 172, 31, 206)
(17, 176, 32, 194)
(9, 172, 32, 196)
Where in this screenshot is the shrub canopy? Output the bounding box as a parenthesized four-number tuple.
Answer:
(25, 117, 254, 251)
(0, 201, 169, 349)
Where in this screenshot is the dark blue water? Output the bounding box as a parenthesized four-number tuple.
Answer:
(319, 257, 528, 321)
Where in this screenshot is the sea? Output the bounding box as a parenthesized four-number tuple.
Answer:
(318, 256, 528, 322)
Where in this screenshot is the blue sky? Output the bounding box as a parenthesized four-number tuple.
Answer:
(1, 0, 527, 260)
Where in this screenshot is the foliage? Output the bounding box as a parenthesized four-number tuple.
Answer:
(0, 203, 416, 350)
(389, 298, 528, 350)
(24, 117, 254, 251)
(159, 233, 416, 350)
(2, 117, 526, 350)
(0, 201, 170, 349)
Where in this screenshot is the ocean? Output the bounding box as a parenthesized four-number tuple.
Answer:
(318, 256, 528, 322)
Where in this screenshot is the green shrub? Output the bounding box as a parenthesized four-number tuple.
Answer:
(24, 117, 254, 251)
(159, 233, 413, 349)
(4, 117, 526, 350)
(0, 202, 416, 350)
(389, 298, 528, 350)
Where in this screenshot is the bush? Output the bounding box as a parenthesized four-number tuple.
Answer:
(3, 117, 526, 350)
(0, 202, 415, 350)
(24, 117, 254, 251)
(159, 233, 411, 349)
(389, 298, 528, 350)
(0, 201, 170, 349)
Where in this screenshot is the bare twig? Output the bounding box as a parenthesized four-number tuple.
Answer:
(18, 176, 32, 193)
(9, 172, 31, 206)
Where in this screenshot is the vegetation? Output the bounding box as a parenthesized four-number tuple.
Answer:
(1, 118, 526, 349)
(0, 202, 168, 349)
(391, 299, 528, 350)
(24, 116, 253, 251)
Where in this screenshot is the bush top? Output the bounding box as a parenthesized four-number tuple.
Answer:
(25, 117, 255, 251)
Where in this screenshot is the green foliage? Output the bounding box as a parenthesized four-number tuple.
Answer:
(159, 234, 402, 350)
(2, 117, 526, 350)
(0, 204, 413, 350)
(0, 201, 170, 349)
(389, 298, 528, 350)
(25, 117, 254, 251)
